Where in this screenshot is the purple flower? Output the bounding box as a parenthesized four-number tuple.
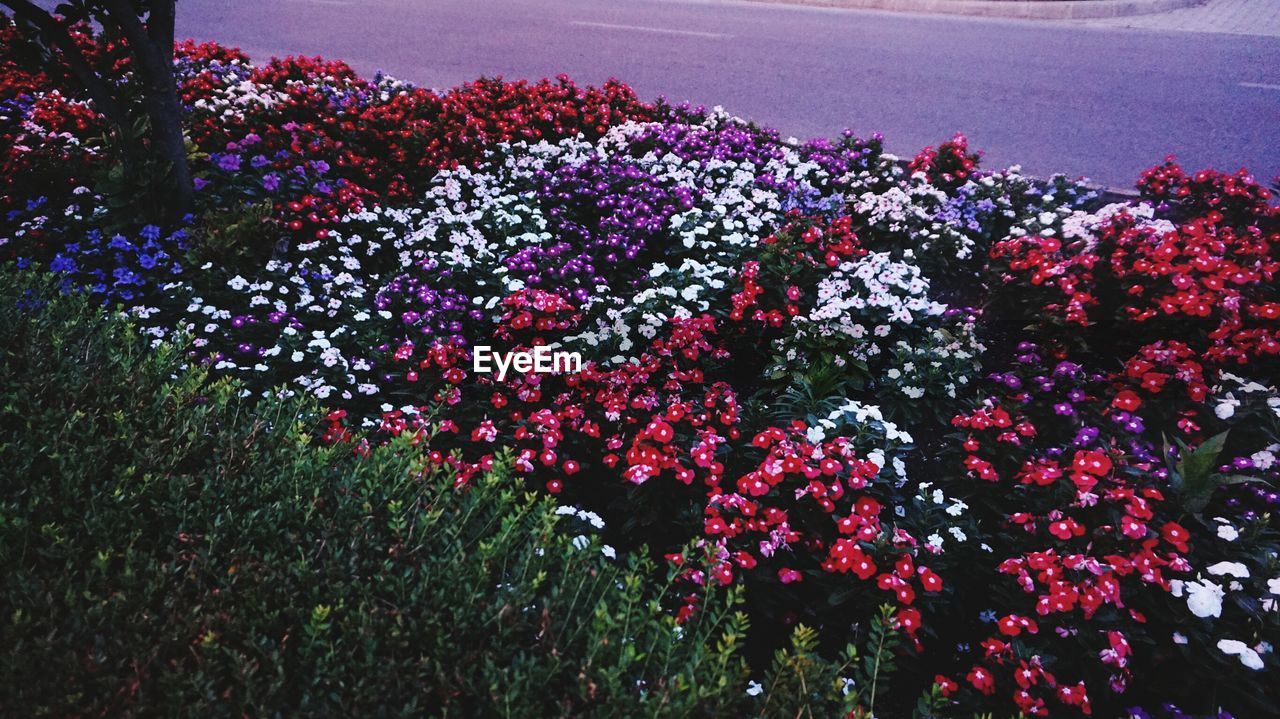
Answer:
(49, 254, 77, 273)
(1072, 426, 1100, 447)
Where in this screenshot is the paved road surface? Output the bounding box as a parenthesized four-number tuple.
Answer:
(169, 0, 1280, 188)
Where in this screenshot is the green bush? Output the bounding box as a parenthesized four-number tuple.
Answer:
(0, 273, 925, 718)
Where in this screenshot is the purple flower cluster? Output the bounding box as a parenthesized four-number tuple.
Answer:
(374, 261, 485, 347)
(526, 157, 691, 295)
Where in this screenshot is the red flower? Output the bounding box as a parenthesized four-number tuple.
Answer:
(1048, 518, 1085, 540)
(997, 614, 1039, 636)
(854, 496, 881, 517)
(1071, 449, 1113, 477)
(934, 674, 959, 697)
(919, 568, 944, 592)
(1160, 521, 1190, 552)
(1111, 390, 1142, 412)
(895, 606, 922, 634)
(967, 665, 996, 695)
(778, 567, 802, 584)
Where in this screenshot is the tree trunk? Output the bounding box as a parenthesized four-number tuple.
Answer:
(139, 0, 193, 220)
(141, 70, 194, 220)
(104, 0, 193, 221)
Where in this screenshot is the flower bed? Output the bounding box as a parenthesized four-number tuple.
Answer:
(2, 19, 1277, 718)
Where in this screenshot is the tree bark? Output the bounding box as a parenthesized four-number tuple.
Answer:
(103, 0, 193, 220)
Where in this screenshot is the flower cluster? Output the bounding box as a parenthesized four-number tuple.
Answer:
(3, 25, 1277, 719)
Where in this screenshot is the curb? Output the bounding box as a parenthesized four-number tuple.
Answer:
(740, 0, 1204, 20)
(1086, 182, 1141, 204)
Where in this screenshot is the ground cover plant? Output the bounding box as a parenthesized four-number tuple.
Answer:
(2, 15, 1278, 718)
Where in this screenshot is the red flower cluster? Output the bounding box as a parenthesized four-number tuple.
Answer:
(1106, 209, 1280, 367)
(949, 342, 1192, 715)
(908, 131, 981, 190)
(1138, 158, 1274, 226)
(988, 230, 1100, 326)
(733, 214, 865, 325)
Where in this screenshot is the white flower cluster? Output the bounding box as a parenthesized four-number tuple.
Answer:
(850, 180, 975, 260)
(810, 400, 912, 484)
(560, 258, 735, 362)
(878, 323, 983, 403)
(785, 252, 945, 361)
(1212, 372, 1280, 421)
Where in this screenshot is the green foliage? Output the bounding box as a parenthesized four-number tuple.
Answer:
(1164, 430, 1265, 518)
(762, 356, 866, 426)
(186, 199, 278, 269)
(758, 605, 945, 719)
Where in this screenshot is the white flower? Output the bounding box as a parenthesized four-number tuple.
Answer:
(1217, 639, 1265, 670)
(1251, 449, 1276, 471)
(867, 449, 886, 470)
(1206, 561, 1250, 579)
(745, 681, 764, 697)
(1215, 519, 1239, 542)
(1183, 579, 1225, 618)
(1214, 396, 1239, 420)
(1172, 632, 1188, 645)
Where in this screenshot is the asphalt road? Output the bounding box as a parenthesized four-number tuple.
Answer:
(168, 0, 1280, 188)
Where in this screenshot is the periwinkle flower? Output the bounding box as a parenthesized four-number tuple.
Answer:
(49, 254, 77, 274)
(1073, 426, 1100, 446)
